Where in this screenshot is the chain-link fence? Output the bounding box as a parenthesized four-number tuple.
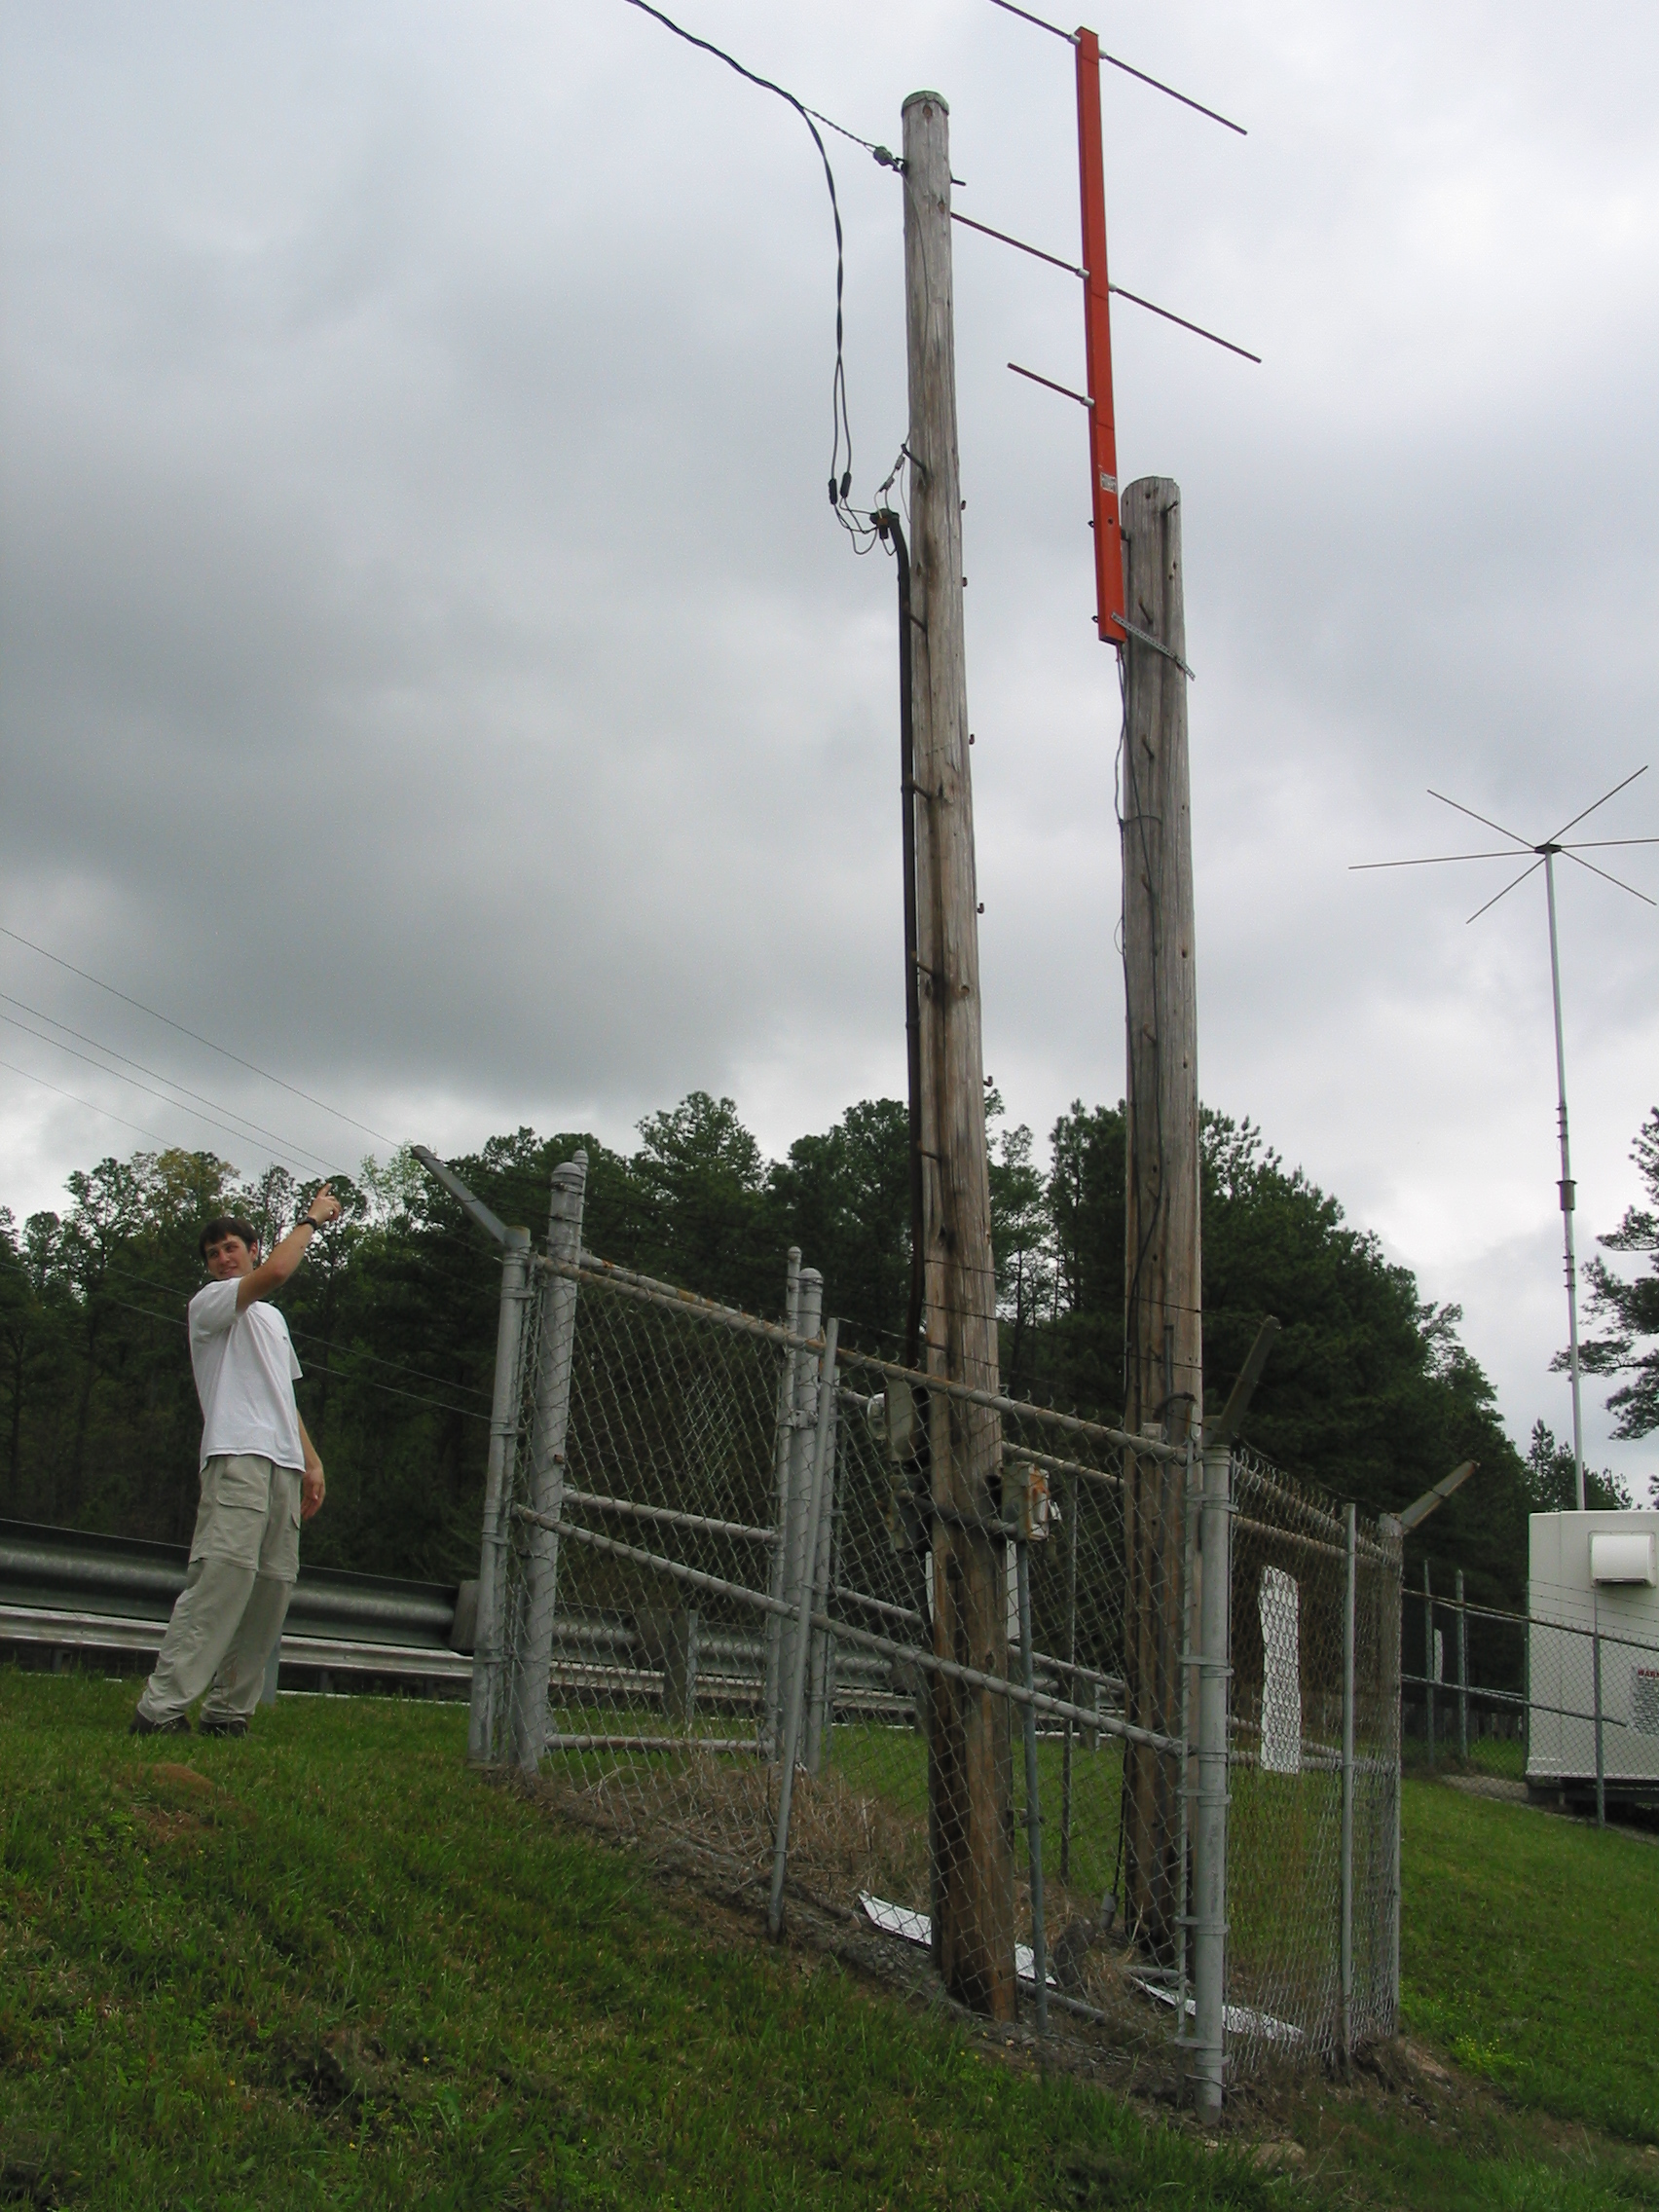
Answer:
(1404, 1547, 1659, 1824)
(1227, 1448, 1401, 2076)
(435, 1148, 1403, 2110)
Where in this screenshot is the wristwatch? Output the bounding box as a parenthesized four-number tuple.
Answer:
(305, 1214, 326, 1232)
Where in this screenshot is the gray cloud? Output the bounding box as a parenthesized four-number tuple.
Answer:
(3, 0, 1656, 1491)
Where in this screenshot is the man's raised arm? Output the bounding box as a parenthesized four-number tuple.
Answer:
(237, 1185, 345, 1310)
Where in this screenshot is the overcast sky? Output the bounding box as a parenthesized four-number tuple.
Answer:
(3, 1, 1656, 1495)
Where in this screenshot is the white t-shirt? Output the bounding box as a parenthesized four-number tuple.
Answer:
(188, 1277, 306, 1473)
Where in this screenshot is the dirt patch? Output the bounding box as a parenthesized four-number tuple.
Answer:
(114, 1760, 251, 1843)
(148, 1761, 215, 1795)
(1443, 1774, 1530, 1804)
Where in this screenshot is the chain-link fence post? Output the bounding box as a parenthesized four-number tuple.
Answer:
(1177, 1439, 1198, 2034)
(1059, 1466, 1080, 1883)
(1014, 1529, 1049, 2033)
(1340, 1499, 1356, 2072)
(804, 1375, 839, 1776)
(773, 1268, 823, 1756)
(769, 1317, 839, 1937)
(469, 1228, 533, 1765)
(1423, 1562, 1435, 1764)
(1193, 1439, 1232, 2123)
(1379, 1511, 1402, 2025)
(511, 1153, 587, 1775)
(1456, 1567, 1468, 1763)
(1593, 1594, 1605, 1827)
(761, 1249, 803, 1757)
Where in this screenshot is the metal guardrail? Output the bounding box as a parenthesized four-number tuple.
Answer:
(0, 1517, 475, 1696)
(0, 1519, 918, 1715)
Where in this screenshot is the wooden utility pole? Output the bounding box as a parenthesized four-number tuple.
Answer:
(902, 88, 1015, 2021)
(1119, 476, 1200, 1957)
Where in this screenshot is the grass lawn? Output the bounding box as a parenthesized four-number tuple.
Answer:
(1399, 1775, 1659, 2143)
(3, 1672, 1657, 2211)
(0, 1672, 1277, 2211)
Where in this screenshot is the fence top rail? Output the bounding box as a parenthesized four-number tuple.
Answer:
(1234, 1508, 1395, 1572)
(550, 1249, 1188, 1462)
(831, 1343, 1186, 1460)
(1406, 1588, 1659, 1656)
(1232, 1444, 1397, 1565)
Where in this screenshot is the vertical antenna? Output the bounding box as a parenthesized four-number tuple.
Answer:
(1542, 850, 1586, 1511)
(1351, 771, 1656, 1511)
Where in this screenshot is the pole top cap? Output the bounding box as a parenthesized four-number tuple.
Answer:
(903, 90, 950, 114)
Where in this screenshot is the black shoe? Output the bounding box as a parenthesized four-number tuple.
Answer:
(129, 1709, 191, 1736)
(196, 1714, 249, 1739)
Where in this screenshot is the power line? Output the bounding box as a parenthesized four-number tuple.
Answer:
(0, 1010, 338, 1176)
(0, 995, 341, 1176)
(0, 1054, 203, 1160)
(0, 922, 392, 1146)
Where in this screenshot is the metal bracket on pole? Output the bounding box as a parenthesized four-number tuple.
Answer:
(413, 1146, 519, 1246)
(1398, 1459, 1477, 1533)
(1203, 1317, 1279, 1452)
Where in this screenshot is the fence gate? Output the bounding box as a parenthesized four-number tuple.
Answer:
(450, 1159, 1402, 2111)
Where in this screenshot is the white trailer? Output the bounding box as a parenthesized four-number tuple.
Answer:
(1528, 1510, 1659, 1805)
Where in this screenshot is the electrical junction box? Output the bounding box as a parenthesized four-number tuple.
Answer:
(1528, 1511, 1659, 1801)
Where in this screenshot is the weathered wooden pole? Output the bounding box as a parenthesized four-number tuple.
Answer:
(902, 88, 1015, 2021)
(1119, 477, 1200, 1956)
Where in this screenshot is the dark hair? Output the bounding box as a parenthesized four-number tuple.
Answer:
(200, 1215, 260, 1261)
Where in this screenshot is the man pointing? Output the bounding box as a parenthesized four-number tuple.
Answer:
(130, 1183, 344, 1737)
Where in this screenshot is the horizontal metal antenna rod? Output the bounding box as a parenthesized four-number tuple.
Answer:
(1353, 834, 1659, 872)
(1008, 359, 1093, 407)
(1350, 850, 1541, 869)
(951, 207, 1259, 363)
(1100, 48, 1247, 135)
(1548, 762, 1647, 845)
(1110, 283, 1261, 361)
(1563, 849, 1656, 905)
(1467, 859, 1544, 925)
(984, 0, 1248, 134)
(987, 0, 1075, 42)
(1428, 788, 1531, 849)
(951, 207, 1086, 278)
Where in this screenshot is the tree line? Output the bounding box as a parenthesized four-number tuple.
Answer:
(3, 1090, 1649, 1607)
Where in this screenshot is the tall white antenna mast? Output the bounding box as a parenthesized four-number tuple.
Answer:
(1354, 767, 1657, 1513)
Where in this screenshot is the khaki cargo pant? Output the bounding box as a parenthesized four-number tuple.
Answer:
(136, 1454, 302, 1726)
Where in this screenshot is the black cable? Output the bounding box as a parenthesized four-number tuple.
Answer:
(618, 0, 858, 523)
